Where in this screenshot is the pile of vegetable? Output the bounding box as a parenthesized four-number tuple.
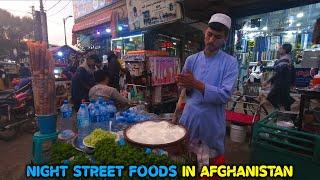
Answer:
(49, 136, 195, 179)
(83, 128, 117, 147)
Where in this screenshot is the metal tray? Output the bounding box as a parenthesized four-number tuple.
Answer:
(124, 119, 187, 149)
(71, 136, 94, 154)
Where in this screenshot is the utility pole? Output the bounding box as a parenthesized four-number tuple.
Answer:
(63, 16, 73, 45)
(39, 0, 49, 46)
(31, 6, 35, 40)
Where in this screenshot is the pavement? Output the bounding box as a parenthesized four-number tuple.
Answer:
(0, 132, 32, 180)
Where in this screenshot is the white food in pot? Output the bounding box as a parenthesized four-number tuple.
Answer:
(126, 121, 186, 145)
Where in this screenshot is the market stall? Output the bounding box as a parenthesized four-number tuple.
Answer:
(121, 50, 179, 114)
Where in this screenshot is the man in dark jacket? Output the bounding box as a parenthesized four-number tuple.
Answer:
(264, 43, 294, 111)
(106, 51, 121, 91)
(71, 54, 98, 111)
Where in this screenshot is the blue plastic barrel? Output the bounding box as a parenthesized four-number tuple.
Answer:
(36, 114, 57, 134)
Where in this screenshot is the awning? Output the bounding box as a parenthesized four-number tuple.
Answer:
(72, 9, 113, 32)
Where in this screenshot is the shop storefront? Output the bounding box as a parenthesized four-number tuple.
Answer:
(72, 0, 127, 55)
(234, 2, 320, 86)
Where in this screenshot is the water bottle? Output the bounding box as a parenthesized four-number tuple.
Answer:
(108, 100, 117, 124)
(97, 96, 104, 106)
(94, 104, 102, 129)
(77, 103, 90, 143)
(100, 101, 109, 127)
(88, 99, 96, 123)
(59, 100, 73, 138)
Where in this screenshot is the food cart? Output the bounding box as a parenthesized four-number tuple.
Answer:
(45, 103, 194, 179)
(122, 50, 180, 114)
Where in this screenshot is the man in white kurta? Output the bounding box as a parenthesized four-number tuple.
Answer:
(174, 13, 238, 163)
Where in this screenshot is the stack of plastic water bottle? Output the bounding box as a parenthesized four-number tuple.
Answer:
(85, 97, 117, 132)
(116, 107, 150, 124)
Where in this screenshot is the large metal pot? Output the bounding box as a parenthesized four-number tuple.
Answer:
(124, 120, 188, 155)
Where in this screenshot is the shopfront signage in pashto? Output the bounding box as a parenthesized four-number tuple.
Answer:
(72, 9, 112, 32)
(126, 0, 182, 31)
(73, 0, 119, 19)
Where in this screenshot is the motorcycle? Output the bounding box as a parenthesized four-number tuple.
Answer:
(0, 81, 36, 141)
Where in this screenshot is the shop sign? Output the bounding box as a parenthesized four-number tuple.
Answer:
(73, 9, 112, 32)
(160, 41, 174, 48)
(126, 0, 182, 31)
(73, 0, 120, 19)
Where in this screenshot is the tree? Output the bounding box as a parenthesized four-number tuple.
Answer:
(0, 9, 33, 61)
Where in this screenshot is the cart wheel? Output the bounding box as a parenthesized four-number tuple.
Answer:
(243, 98, 268, 116)
(231, 95, 244, 111)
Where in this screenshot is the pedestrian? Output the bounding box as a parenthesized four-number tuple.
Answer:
(106, 51, 121, 91)
(249, 61, 264, 83)
(263, 43, 295, 111)
(62, 61, 77, 80)
(19, 63, 31, 78)
(71, 54, 98, 111)
(0, 65, 6, 90)
(173, 13, 239, 167)
(119, 67, 132, 91)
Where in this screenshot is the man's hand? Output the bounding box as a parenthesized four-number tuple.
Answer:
(172, 113, 178, 124)
(176, 72, 205, 92)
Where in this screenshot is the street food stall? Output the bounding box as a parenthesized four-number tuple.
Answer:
(121, 50, 179, 114)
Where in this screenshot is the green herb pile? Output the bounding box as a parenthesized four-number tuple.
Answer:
(49, 142, 90, 179)
(49, 138, 195, 179)
(93, 138, 176, 165)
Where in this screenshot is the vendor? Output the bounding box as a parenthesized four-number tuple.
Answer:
(89, 70, 128, 106)
(71, 54, 97, 111)
(173, 13, 238, 164)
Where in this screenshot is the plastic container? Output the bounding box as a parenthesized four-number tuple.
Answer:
(251, 111, 320, 179)
(230, 123, 247, 143)
(77, 104, 90, 142)
(37, 114, 57, 134)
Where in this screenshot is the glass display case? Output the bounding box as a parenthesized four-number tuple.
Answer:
(111, 34, 144, 59)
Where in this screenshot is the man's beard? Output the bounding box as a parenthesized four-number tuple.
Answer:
(205, 40, 225, 53)
(206, 44, 219, 53)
